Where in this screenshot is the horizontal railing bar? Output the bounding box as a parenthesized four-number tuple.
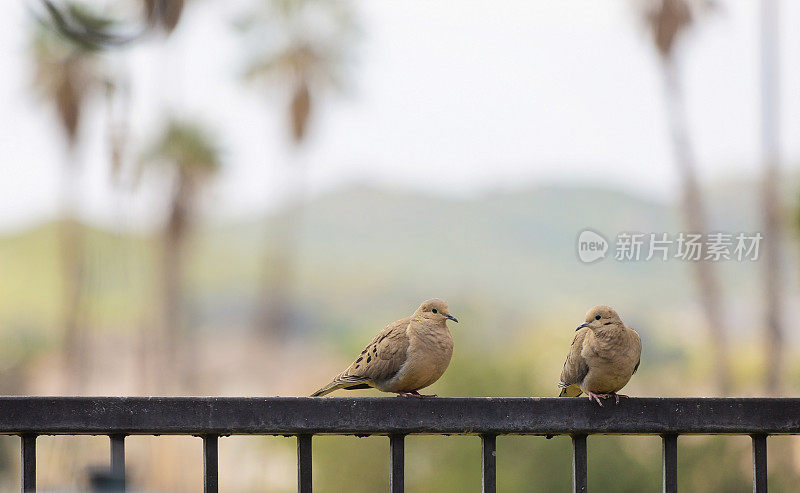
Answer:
(0, 398, 798, 435)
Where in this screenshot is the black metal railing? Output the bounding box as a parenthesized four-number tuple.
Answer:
(2, 397, 798, 492)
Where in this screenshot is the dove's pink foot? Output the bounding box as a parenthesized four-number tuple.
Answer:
(611, 393, 628, 405)
(410, 390, 437, 398)
(396, 391, 425, 398)
(586, 391, 605, 406)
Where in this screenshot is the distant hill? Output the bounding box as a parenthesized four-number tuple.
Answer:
(0, 182, 795, 342)
(201, 182, 786, 338)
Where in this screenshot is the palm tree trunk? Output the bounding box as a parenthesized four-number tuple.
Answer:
(760, 0, 783, 396)
(60, 145, 87, 391)
(661, 55, 731, 395)
(161, 181, 189, 392)
(258, 151, 307, 337)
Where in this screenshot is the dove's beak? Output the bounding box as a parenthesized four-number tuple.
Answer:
(576, 323, 589, 331)
(445, 314, 459, 323)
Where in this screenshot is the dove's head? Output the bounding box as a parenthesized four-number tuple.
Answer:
(415, 298, 458, 325)
(576, 305, 622, 331)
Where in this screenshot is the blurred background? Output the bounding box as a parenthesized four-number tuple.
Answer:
(1, 0, 800, 490)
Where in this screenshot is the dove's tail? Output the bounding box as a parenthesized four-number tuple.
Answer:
(310, 381, 346, 397)
(558, 383, 583, 398)
(311, 378, 372, 397)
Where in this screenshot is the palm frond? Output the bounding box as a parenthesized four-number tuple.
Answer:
(238, 0, 358, 93)
(29, 15, 101, 141)
(142, 119, 223, 177)
(36, 0, 179, 48)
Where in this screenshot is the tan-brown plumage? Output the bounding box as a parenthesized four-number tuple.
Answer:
(311, 299, 457, 397)
(558, 306, 641, 405)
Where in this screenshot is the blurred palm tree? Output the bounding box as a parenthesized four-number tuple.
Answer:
(108, 0, 186, 186)
(39, 0, 182, 46)
(643, 0, 731, 394)
(30, 3, 113, 389)
(238, 0, 357, 336)
(44, 0, 190, 394)
(137, 0, 188, 392)
(39, 0, 188, 188)
(141, 119, 222, 390)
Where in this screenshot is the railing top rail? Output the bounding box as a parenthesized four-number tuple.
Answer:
(0, 397, 798, 436)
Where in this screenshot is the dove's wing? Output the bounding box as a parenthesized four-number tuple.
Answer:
(558, 327, 590, 396)
(628, 327, 642, 375)
(339, 317, 411, 383)
(311, 317, 412, 396)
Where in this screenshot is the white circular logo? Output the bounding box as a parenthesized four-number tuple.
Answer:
(576, 229, 608, 263)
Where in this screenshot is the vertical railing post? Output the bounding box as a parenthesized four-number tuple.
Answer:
(481, 434, 497, 493)
(661, 434, 677, 493)
(752, 434, 768, 493)
(571, 434, 587, 493)
(390, 435, 405, 493)
(203, 435, 219, 493)
(297, 434, 312, 493)
(109, 434, 126, 491)
(21, 434, 36, 493)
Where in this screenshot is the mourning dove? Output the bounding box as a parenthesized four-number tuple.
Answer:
(311, 299, 457, 397)
(557, 306, 641, 406)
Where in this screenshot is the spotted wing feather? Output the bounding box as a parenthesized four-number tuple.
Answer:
(339, 317, 411, 383)
(558, 327, 590, 397)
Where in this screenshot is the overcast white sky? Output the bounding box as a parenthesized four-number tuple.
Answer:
(1, 0, 799, 232)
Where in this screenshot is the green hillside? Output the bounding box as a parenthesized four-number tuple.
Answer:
(0, 182, 786, 343)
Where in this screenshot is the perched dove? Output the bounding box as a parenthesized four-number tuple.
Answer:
(311, 299, 458, 397)
(557, 306, 641, 406)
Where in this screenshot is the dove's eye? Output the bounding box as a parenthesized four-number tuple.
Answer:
(432, 308, 438, 314)
(595, 315, 601, 320)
